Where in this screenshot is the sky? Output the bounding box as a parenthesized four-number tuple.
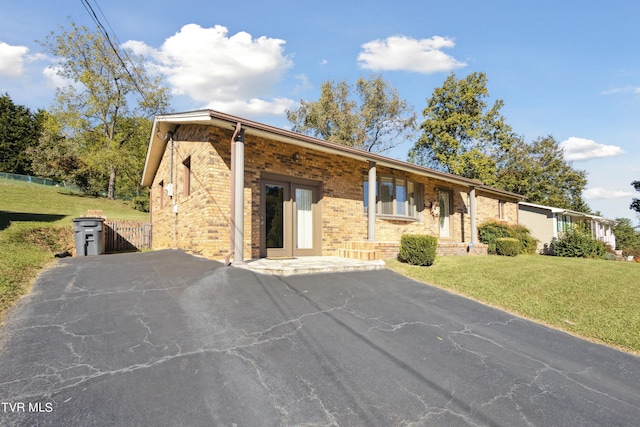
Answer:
(1, 0, 639, 223)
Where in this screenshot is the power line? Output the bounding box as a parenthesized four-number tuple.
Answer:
(79, 0, 153, 108)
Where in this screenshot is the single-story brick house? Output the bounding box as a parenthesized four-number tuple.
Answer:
(518, 201, 617, 253)
(141, 110, 525, 263)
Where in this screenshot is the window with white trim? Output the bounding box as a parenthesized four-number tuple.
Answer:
(364, 176, 420, 219)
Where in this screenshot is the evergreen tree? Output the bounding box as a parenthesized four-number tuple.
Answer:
(0, 93, 44, 175)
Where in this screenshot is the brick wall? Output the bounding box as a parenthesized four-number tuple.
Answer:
(150, 124, 520, 259)
(476, 190, 519, 226)
(150, 125, 232, 258)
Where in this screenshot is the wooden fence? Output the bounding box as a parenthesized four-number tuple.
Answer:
(104, 221, 152, 253)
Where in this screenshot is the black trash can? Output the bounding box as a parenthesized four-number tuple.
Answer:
(73, 217, 106, 256)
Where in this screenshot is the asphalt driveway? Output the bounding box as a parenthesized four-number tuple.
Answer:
(1, 250, 639, 426)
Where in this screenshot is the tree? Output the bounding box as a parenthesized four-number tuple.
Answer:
(496, 135, 589, 211)
(42, 22, 169, 199)
(410, 72, 589, 210)
(0, 93, 44, 175)
(631, 181, 640, 214)
(409, 72, 517, 185)
(612, 217, 640, 252)
(28, 111, 83, 185)
(287, 75, 416, 153)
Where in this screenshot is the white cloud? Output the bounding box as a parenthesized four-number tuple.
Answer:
(293, 73, 312, 93)
(42, 64, 69, 89)
(600, 86, 640, 96)
(560, 137, 625, 161)
(584, 187, 636, 200)
(357, 35, 466, 73)
(203, 97, 295, 116)
(0, 42, 29, 78)
(600, 88, 621, 95)
(125, 24, 294, 116)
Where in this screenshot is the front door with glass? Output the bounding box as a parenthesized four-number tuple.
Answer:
(261, 179, 319, 258)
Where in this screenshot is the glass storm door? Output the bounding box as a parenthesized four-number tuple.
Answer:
(292, 185, 317, 256)
(439, 190, 451, 239)
(263, 182, 291, 258)
(261, 180, 319, 258)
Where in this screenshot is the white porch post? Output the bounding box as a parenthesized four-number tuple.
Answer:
(233, 129, 245, 264)
(469, 187, 477, 245)
(368, 161, 376, 241)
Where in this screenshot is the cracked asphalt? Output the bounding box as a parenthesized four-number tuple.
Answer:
(1, 250, 639, 426)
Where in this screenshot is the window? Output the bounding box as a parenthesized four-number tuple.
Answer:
(557, 214, 572, 232)
(183, 156, 191, 197)
(364, 176, 420, 219)
(380, 177, 394, 215)
(498, 200, 506, 220)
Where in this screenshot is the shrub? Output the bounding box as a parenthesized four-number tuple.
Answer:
(554, 225, 608, 259)
(495, 238, 520, 256)
(508, 224, 538, 254)
(130, 195, 150, 212)
(398, 234, 437, 266)
(478, 221, 511, 253)
(622, 247, 640, 259)
(478, 220, 538, 254)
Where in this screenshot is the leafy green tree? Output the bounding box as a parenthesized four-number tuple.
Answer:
(287, 75, 416, 153)
(612, 217, 640, 252)
(27, 111, 83, 185)
(410, 72, 589, 210)
(496, 135, 589, 211)
(409, 72, 517, 185)
(0, 93, 44, 175)
(42, 22, 169, 199)
(631, 181, 640, 214)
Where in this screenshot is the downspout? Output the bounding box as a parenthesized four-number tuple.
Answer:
(227, 123, 244, 265)
(469, 187, 477, 251)
(368, 161, 376, 241)
(169, 133, 173, 191)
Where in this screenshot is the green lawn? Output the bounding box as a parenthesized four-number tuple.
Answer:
(0, 178, 149, 225)
(387, 255, 640, 354)
(0, 179, 148, 322)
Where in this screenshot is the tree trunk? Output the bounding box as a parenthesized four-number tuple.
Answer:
(108, 166, 116, 200)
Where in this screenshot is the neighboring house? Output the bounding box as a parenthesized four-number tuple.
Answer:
(141, 110, 525, 263)
(518, 202, 617, 253)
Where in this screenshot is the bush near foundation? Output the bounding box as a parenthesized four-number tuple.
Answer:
(495, 238, 520, 256)
(554, 225, 609, 259)
(478, 220, 537, 254)
(398, 234, 438, 266)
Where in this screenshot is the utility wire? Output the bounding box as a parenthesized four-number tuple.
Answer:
(79, 0, 153, 108)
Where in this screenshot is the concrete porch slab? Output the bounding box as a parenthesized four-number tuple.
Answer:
(232, 256, 386, 276)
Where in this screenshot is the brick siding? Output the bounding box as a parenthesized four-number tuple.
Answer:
(150, 124, 520, 260)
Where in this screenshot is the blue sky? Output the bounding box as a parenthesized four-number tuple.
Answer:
(2, 0, 639, 222)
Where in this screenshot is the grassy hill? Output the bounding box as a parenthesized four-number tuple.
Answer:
(0, 179, 149, 322)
